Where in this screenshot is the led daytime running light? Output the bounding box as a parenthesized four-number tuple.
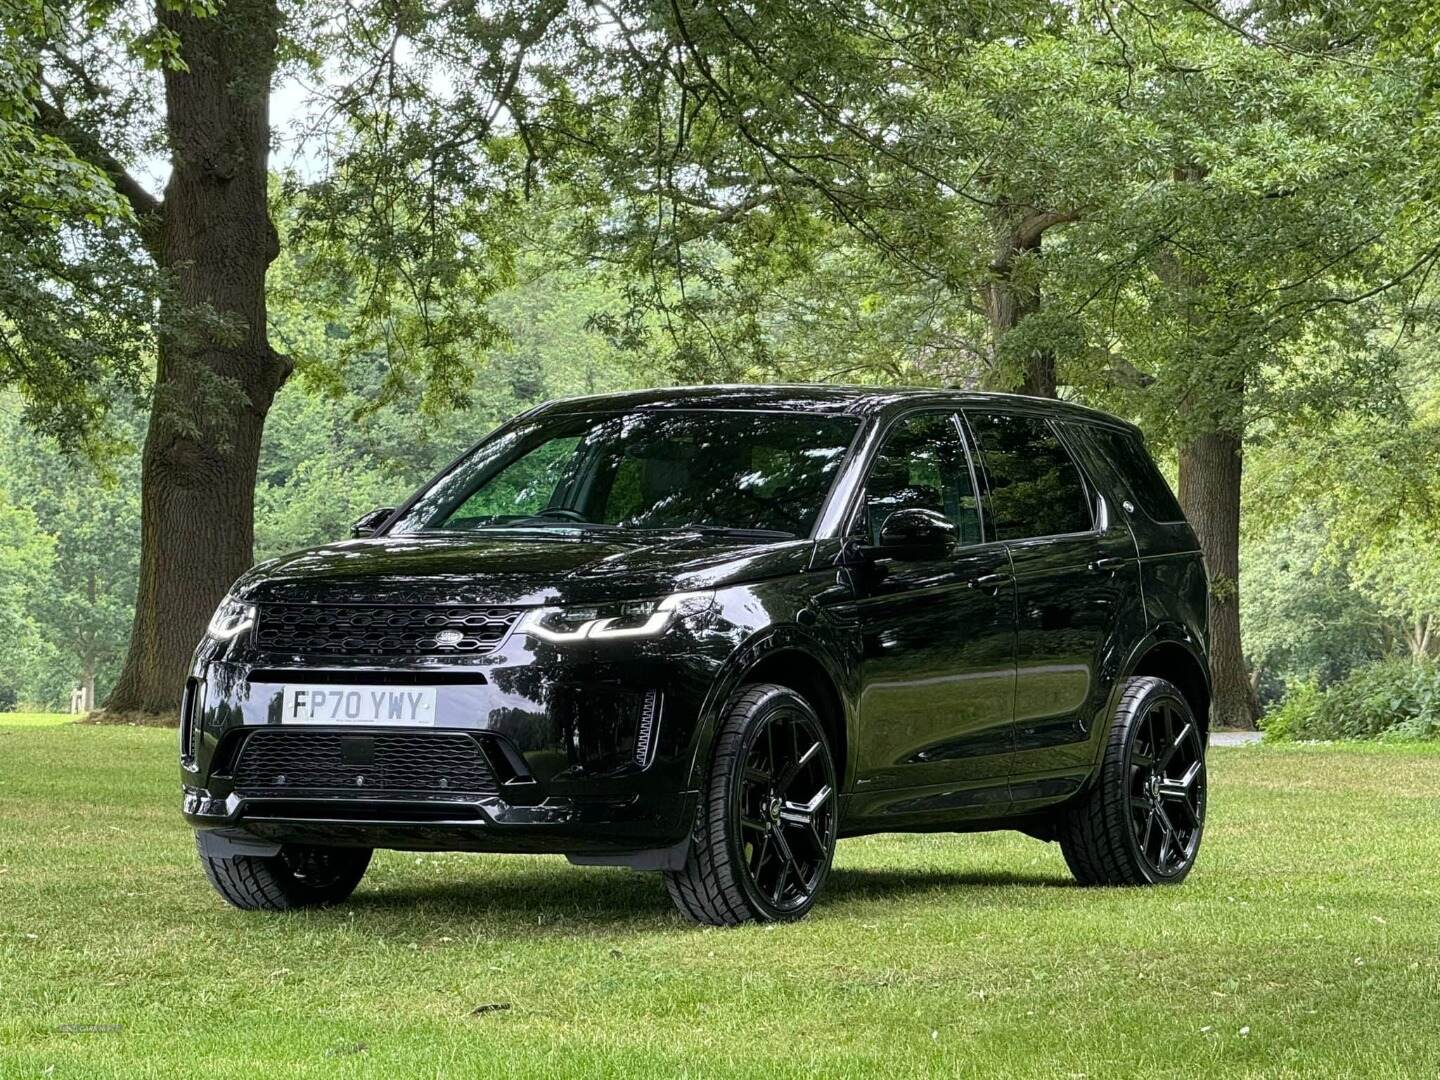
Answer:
(206, 598, 256, 640)
(519, 592, 710, 643)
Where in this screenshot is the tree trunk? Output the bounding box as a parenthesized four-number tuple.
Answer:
(1179, 426, 1260, 730)
(1408, 615, 1433, 661)
(981, 209, 1064, 398)
(106, 0, 288, 716)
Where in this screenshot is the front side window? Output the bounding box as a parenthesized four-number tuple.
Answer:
(966, 412, 1093, 540)
(391, 410, 860, 539)
(861, 412, 981, 546)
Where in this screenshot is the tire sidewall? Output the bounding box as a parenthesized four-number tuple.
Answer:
(1118, 681, 1205, 885)
(723, 687, 838, 922)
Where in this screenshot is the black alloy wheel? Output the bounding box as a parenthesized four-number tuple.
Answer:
(735, 700, 838, 913)
(1126, 692, 1206, 878)
(665, 683, 839, 924)
(1059, 676, 1207, 886)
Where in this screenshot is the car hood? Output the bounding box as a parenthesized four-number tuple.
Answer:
(232, 530, 816, 606)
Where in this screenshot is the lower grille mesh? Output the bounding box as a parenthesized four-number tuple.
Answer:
(232, 730, 499, 797)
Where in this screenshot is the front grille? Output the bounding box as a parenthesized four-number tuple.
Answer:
(231, 730, 499, 797)
(253, 604, 521, 657)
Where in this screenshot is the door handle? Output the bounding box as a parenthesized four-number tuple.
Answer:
(968, 572, 1012, 589)
(1089, 557, 1126, 573)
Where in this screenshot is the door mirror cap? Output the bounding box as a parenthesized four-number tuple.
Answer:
(351, 507, 396, 539)
(872, 508, 957, 560)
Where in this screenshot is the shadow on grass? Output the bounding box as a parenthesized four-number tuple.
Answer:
(827, 866, 1074, 901)
(342, 860, 1074, 931)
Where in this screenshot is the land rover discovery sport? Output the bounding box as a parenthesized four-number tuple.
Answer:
(182, 386, 1209, 924)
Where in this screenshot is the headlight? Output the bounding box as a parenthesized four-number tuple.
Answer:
(206, 597, 256, 640)
(517, 591, 713, 643)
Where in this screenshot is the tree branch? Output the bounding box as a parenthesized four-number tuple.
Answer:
(1013, 208, 1084, 250)
(33, 95, 164, 255)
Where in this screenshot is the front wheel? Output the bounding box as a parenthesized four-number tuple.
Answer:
(196, 833, 372, 911)
(1059, 676, 1207, 886)
(665, 683, 839, 925)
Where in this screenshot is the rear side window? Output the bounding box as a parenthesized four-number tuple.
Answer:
(1087, 426, 1185, 523)
(965, 412, 1093, 540)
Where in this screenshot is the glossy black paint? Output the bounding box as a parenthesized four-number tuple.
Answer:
(181, 385, 1209, 868)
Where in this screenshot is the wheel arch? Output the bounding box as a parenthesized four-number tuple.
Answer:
(688, 627, 856, 795)
(1126, 633, 1212, 736)
(741, 649, 849, 788)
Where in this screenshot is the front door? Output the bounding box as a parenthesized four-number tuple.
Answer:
(840, 411, 1016, 824)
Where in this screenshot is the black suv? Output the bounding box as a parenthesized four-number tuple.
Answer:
(183, 386, 1209, 924)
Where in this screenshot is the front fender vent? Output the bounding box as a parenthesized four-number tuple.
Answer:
(179, 677, 202, 766)
(635, 689, 662, 768)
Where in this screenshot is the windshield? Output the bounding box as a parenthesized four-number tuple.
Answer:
(389, 409, 861, 539)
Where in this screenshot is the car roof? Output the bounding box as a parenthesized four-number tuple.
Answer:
(529, 383, 1138, 431)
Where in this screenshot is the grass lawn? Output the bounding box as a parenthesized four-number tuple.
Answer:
(2, 720, 1438, 1078)
(0, 712, 73, 728)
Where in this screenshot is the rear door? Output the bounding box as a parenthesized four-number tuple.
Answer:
(963, 411, 1142, 799)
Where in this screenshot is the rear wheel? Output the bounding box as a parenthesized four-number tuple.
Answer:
(1059, 676, 1206, 886)
(665, 684, 838, 925)
(196, 833, 372, 911)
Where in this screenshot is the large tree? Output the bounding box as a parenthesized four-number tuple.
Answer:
(8, 0, 1437, 725)
(7, 0, 1016, 712)
(13, 1, 548, 712)
(1073, 2, 1437, 727)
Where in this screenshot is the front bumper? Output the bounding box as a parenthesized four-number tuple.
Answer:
(182, 786, 699, 860)
(181, 629, 727, 862)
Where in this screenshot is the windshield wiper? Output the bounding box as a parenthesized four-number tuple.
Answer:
(673, 524, 797, 541)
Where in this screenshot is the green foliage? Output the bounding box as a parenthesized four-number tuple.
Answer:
(1241, 516, 1387, 696)
(254, 237, 643, 562)
(0, 0, 163, 448)
(1068, 4, 1428, 445)
(1264, 660, 1440, 742)
(8, 0, 1440, 716)
(0, 483, 57, 707)
(0, 228, 647, 705)
(1246, 345, 1440, 672)
(0, 397, 140, 706)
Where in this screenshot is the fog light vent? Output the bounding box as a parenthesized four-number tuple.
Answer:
(180, 677, 202, 766)
(635, 689, 661, 768)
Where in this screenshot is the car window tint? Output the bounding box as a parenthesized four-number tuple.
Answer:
(447, 436, 583, 523)
(862, 412, 981, 546)
(399, 410, 859, 538)
(1086, 426, 1185, 523)
(967, 412, 1093, 540)
(591, 414, 854, 533)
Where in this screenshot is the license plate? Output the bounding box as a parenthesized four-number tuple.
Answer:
(280, 685, 436, 726)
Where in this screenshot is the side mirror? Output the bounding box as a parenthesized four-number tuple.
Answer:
(351, 507, 396, 539)
(873, 508, 956, 560)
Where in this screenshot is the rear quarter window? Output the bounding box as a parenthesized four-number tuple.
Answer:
(1088, 426, 1186, 523)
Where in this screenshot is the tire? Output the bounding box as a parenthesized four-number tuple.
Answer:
(1059, 676, 1207, 886)
(196, 833, 372, 911)
(665, 683, 839, 926)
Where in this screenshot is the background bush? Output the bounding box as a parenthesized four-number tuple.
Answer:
(1263, 660, 1440, 742)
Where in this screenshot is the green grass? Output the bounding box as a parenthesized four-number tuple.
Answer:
(0, 712, 73, 728)
(2, 727, 1438, 1078)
